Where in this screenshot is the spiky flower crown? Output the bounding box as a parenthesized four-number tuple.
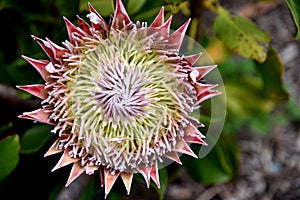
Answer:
(18, 0, 220, 197)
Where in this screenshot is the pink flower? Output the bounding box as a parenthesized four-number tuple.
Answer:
(18, 0, 220, 197)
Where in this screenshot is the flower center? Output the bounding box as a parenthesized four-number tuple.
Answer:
(68, 29, 197, 171)
(94, 58, 152, 125)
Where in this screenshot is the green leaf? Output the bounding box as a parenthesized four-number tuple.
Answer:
(0, 122, 13, 136)
(55, 0, 79, 17)
(286, 0, 300, 39)
(131, 0, 165, 22)
(48, 181, 65, 200)
(79, 0, 114, 17)
(108, 190, 121, 200)
(168, 0, 184, 4)
(226, 80, 274, 119)
(0, 135, 20, 181)
(132, 7, 162, 22)
(80, 178, 96, 200)
(20, 124, 54, 154)
(224, 77, 278, 135)
(150, 168, 168, 200)
(6, 57, 42, 85)
(256, 47, 289, 101)
(285, 98, 300, 120)
(214, 6, 270, 63)
(127, 0, 147, 15)
(182, 137, 239, 184)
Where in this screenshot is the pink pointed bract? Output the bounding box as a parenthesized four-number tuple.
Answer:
(18, 0, 220, 197)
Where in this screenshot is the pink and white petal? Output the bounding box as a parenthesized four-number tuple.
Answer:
(120, 172, 134, 195)
(174, 139, 198, 158)
(51, 148, 80, 172)
(193, 82, 218, 97)
(85, 165, 99, 175)
(150, 162, 160, 188)
(168, 18, 191, 50)
(46, 38, 68, 60)
(104, 168, 120, 198)
(44, 139, 63, 157)
(185, 135, 207, 145)
(22, 55, 50, 81)
(137, 165, 152, 188)
(165, 151, 182, 165)
(150, 7, 164, 28)
(99, 166, 105, 187)
(65, 162, 85, 186)
(184, 123, 205, 138)
(19, 108, 54, 125)
(183, 52, 202, 66)
(77, 15, 92, 35)
(112, 0, 131, 29)
(186, 115, 205, 128)
(31, 35, 55, 62)
(194, 65, 217, 81)
(197, 90, 221, 104)
(63, 17, 86, 43)
(17, 84, 47, 99)
(88, 3, 109, 31)
(157, 16, 172, 37)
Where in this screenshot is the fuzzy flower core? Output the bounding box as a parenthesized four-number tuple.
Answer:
(18, 0, 220, 197)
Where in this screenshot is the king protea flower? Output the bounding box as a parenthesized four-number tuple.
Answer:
(18, 0, 220, 197)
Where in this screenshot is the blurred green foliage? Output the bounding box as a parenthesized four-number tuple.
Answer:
(0, 0, 299, 199)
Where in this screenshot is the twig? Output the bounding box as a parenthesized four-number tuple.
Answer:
(55, 174, 93, 200)
(0, 84, 40, 110)
(196, 185, 224, 200)
(237, 2, 279, 18)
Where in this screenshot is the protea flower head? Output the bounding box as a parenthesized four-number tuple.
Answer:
(18, 0, 220, 197)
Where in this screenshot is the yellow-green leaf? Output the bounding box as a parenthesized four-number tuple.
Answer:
(0, 135, 20, 181)
(214, 6, 270, 63)
(226, 80, 274, 119)
(286, 0, 300, 39)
